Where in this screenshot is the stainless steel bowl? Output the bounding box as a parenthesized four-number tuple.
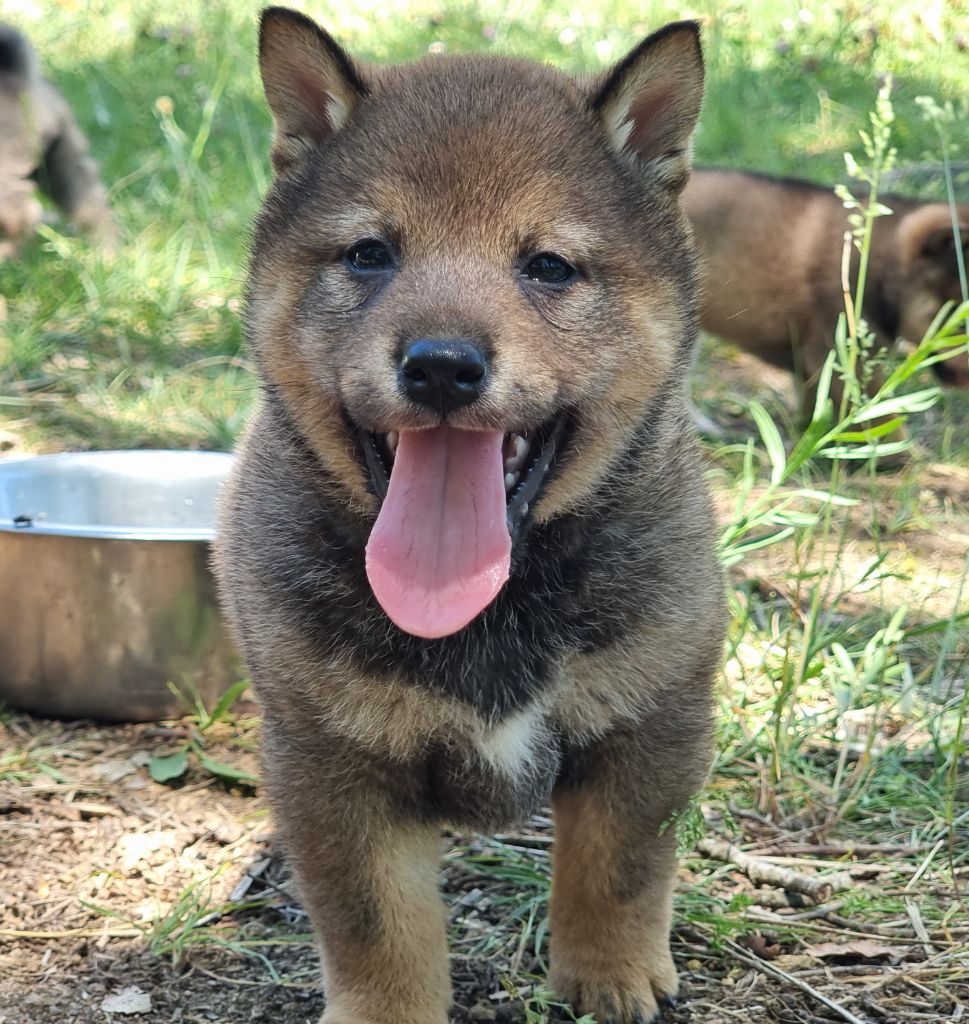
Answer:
(0, 450, 241, 721)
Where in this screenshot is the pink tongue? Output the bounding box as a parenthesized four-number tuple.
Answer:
(365, 427, 511, 639)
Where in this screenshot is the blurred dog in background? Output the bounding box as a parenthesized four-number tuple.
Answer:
(0, 23, 115, 257)
(685, 168, 969, 419)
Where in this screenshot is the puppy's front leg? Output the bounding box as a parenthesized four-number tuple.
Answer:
(550, 714, 712, 1024)
(265, 727, 450, 1024)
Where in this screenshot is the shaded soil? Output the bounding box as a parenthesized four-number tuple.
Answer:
(2, 712, 967, 1024)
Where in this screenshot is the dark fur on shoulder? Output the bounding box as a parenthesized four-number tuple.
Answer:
(215, 9, 725, 1023)
(685, 167, 969, 411)
(0, 23, 115, 256)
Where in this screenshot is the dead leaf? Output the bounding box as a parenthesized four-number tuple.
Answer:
(806, 939, 907, 962)
(772, 954, 815, 971)
(738, 932, 783, 960)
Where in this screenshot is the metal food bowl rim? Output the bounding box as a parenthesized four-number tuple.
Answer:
(0, 449, 232, 542)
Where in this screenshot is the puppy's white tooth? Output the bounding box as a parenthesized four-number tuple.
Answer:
(521, 502, 529, 515)
(386, 431, 399, 455)
(504, 434, 530, 472)
(505, 471, 518, 491)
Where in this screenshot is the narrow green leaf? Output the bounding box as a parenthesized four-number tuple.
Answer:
(918, 300, 967, 346)
(905, 610, 969, 638)
(830, 643, 856, 682)
(855, 388, 939, 421)
(724, 527, 796, 561)
(196, 750, 259, 786)
(794, 489, 860, 507)
(749, 401, 786, 485)
(832, 417, 906, 443)
(36, 763, 69, 784)
(812, 350, 837, 422)
(785, 410, 835, 477)
(820, 440, 911, 460)
(768, 509, 820, 527)
(206, 679, 251, 729)
(80, 900, 135, 923)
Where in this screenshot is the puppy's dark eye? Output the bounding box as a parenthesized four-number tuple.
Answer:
(345, 239, 394, 272)
(522, 252, 576, 285)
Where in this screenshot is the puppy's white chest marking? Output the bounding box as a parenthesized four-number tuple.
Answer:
(474, 708, 541, 777)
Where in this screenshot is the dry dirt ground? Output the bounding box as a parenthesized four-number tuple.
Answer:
(1, 711, 967, 1024)
(1, 347, 967, 1024)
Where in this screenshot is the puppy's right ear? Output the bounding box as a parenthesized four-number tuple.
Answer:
(259, 7, 366, 174)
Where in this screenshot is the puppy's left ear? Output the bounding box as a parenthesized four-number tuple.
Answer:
(590, 22, 704, 192)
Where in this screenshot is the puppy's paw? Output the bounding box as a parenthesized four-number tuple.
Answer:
(551, 953, 678, 1024)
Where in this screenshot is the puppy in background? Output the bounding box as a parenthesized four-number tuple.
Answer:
(0, 23, 116, 257)
(685, 168, 969, 417)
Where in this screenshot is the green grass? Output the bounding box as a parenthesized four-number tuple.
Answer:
(1, 1, 968, 1019)
(2, 0, 968, 451)
(0, 744, 68, 784)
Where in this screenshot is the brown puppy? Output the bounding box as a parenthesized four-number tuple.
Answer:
(0, 23, 115, 256)
(684, 168, 969, 414)
(215, 9, 725, 1023)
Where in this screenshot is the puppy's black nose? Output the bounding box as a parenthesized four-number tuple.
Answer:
(399, 339, 488, 410)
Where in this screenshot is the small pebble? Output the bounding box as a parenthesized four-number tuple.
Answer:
(100, 986, 152, 1014)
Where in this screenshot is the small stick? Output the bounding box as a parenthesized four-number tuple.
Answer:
(841, 230, 858, 340)
(722, 937, 871, 1024)
(492, 832, 553, 847)
(784, 899, 848, 922)
(905, 838, 945, 890)
(742, 907, 915, 942)
(698, 838, 853, 902)
(748, 888, 799, 909)
(905, 898, 935, 958)
(747, 842, 927, 858)
(750, 855, 908, 874)
(0, 926, 142, 939)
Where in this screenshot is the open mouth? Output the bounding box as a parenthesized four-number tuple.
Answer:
(357, 414, 570, 639)
(361, 415, 569, 544)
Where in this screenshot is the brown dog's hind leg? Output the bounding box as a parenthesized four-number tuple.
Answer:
(264, 727, 450, 1024)
(550, 713, 712, 1024)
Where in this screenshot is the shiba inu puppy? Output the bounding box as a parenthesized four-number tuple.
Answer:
(215, 8, 725, 1023)
(685, 168, 969, 413)
(0, 23, 115, 256)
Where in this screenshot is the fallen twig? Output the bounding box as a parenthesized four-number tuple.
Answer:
(492, 832, 553, 848)
(747, 888, 799, 909)
(781, 899, 848, 921)
(0, 926, 142, 939)
(904, 898, 935, 958)
(698, 838, 853, 902)
(722, 937, 871, 1024)
(750, 854, 919, 875)
(747, 842, 928, 858)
